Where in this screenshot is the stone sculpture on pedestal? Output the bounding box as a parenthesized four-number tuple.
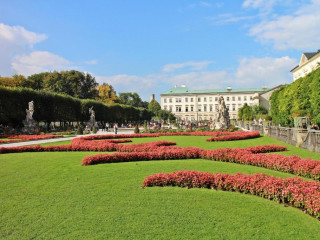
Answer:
(211, 96, 230, 130)
(22, 101, 38, 133)
(87, 106, 98, 130)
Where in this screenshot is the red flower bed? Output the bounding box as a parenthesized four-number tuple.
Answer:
(142, 170, 320, 219)
(0, 134, 63, 144)
(82, 147, 202, 165)
(206, 131, 260, 141)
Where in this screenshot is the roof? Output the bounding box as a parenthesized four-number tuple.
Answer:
(291, 50, 320, 72)
(303, 52, 318, 60)
(161, 86, 269, 95)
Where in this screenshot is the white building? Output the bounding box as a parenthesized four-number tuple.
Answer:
(291, 50, 320, 81)
(160, 85, 276, 121)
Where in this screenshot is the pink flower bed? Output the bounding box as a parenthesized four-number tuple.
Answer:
(142, 170, 320, 219)
(0, 134, 63, 144)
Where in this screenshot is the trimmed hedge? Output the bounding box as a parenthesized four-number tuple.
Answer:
(0, 87, 152, 126)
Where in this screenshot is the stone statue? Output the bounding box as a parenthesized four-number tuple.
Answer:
(22, 100, 37, 133)
(87, 106, 97, 130)
(211, 96, 230, 130)
(26, 101, 34, 120)
(89, 106, 95, 121)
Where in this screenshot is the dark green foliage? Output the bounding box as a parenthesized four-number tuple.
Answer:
(270, 67, 320, 126)
(134, 125, 140, 133)
(0, 87, 152, 127)
(92, 126, 97, 133)
(76, 125, 84, 135)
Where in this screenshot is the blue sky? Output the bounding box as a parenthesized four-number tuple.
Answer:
(1, 0, 320, 100)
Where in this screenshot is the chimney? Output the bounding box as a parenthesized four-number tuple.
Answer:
(181, 84, 187, 88)
(150, 94, 155, 101)
(227, 86, 232, 92)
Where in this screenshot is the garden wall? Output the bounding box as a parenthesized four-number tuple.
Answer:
(236, 121, 320, 153)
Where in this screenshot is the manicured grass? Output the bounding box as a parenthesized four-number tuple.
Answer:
(1, 136, 320, 239)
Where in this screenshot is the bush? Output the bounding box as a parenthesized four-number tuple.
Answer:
(76, 125, 83, 135)
(92, 126, 97, 133)
(134, 125, 140, 134)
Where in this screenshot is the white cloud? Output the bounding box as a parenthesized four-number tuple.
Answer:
(162, 61, 213, 72)
(247, 0, 320, 50)
(242, 0, 279, 12)
(235, 56, 297, 86)
(0, 23, 47, 47)
(207, 14, 255, 25)
(84, 59, 98, 65)
(0, 23, 48, 76)
(0, 23, 74, 76)
(12, 51, 71, 76)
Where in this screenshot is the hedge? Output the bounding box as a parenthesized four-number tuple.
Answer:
(0, 87, 152, 126)
(270, 67, 320, 126)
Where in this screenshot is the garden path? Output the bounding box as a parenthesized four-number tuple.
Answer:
(0, 128, 135, 147)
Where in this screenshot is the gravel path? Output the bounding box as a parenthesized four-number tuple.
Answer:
(0, 129, 135, 147)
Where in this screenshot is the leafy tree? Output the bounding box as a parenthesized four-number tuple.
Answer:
(96, 83, 120, 104)
(148, 99, 161, 113)
(238, 103, 253, 120)
(119, 92, 145, 107)
(26, 72, 49, 90)
(0, 75, 27, 87)
(43, 70, 98, 99)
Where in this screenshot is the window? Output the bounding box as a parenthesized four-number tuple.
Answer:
(215, 97, 218, 101)
(191, 117, 195, 121)
(169, 106, 172, 111)
(185, 106, 189, 112)
(215, 104, 218, 110)
(191, 106, 194, 111)
(198, 105, 201, 112)
(204, 105, 207, 112)
(176, 98, 181, 103)
(164, 98, 167, 103)
(238, 104, 242, 108)
(185, 98, 188, 102)
(176, 106, 182, 112)
(226, 104, 230, 110)
(198, 97, 201, 102)
(209, 105, 213, 111)
(185, 117, 188, 121)
(164, 106, 167, 110)
(244, 96, 247, 101)
(204, 97, 207, 102)
(199, 117, 202, 121)
(209, 97, 212, 102)
(169, 98, 172, 103)
(190, 98, 193, 102)
(227, 97, 229, 101)
(232, 104, 236, 111)
(250, 96, 253, 100)
(232, 96, 235, 101)
(204, 117, 207, 120)
(238, 96, 241, 101)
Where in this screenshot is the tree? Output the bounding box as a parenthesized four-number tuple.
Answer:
(238, 103, 253, 120)
(96, 83, 120, 104)
(26, 72, 49, 90)
(43, 70, 98, 99)
(0, 75, 27, 87)
(148, 99, 161, 113)
(119, 92, 145, 107)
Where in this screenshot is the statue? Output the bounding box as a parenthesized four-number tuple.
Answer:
(87, 106, 97, 131)
(26, 101, 34, 120)
(211, 96, 230, 130)
(22, 100, 37, 133)
(89, 106, 95, 122)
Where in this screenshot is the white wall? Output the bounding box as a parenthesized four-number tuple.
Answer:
(293, 54, 320, 81)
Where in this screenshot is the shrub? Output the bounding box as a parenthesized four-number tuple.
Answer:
(134, 125, 140, 134)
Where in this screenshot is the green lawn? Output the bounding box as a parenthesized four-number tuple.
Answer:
(1, 136, 320, 239)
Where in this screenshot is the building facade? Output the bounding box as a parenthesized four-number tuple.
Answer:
(291, 50, 320, 81)
(160, 85, 271, 121)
